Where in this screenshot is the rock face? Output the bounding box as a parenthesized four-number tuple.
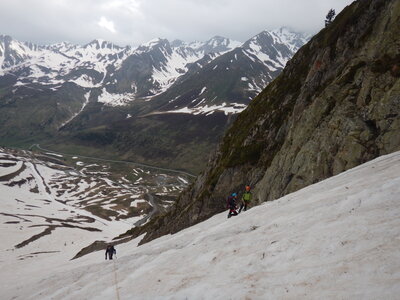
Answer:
(136, 0, 400, 244)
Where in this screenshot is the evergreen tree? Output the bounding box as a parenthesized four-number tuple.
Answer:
(325, 9, 336, 27)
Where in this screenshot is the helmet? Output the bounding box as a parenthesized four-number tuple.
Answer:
(231, 193, 237, 197)
(245, 185, 251, 191)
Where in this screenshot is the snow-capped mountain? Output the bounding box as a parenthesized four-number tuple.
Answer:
(0, 34, 242, 96)
(193, 35, 243, 55)
(0, 28, 307, 107)
(2, 150, 399, 299)
(242, 27, 308, 71)
(84, 36, 243, 100)
(0, 35, 132, 88)
(0, 28, 309, 173)
(149, 28, 309, 116)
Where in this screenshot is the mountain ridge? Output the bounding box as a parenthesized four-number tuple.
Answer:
(0, 28, 307, 98)
(0, 28, 309, 173)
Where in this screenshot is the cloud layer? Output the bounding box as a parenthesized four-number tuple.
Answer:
(0, 0, 354, 46)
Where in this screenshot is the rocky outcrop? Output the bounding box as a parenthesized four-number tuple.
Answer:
(124, 0, 400, 244)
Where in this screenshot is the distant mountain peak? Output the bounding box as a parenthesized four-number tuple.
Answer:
(84, 39, 121, 50)
(272, 26, 295, 34)
(269, 28, 310, 52)
(171, 39, 185, 47)
(47, 41, 77, 52)
(0, 34, 13, 42)
(208, 35, 228, 41)
(193, 36, 242, 55)
(243, 28, 310, 56)
(141, 38, 167, 48)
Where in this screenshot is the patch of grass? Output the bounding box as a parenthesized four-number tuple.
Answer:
(85, 205, 119, 221)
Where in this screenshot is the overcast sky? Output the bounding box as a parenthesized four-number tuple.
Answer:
(0, 0, 354, 46)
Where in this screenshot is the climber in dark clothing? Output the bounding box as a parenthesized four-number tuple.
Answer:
(227, 193, 239, 218)
(105, 245, 116, 260)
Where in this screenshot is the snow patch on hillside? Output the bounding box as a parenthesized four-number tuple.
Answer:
(97, 88, 135, 106)
(151, 49, 201, 94)
(162, 102, 247, 116)
(59, 91, 91, 129)
(70, 74, 100, 88)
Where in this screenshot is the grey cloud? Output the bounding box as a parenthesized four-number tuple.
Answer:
(0, 0, 354, 46)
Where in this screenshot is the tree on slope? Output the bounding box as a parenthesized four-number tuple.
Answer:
(325, 9, 336, 27)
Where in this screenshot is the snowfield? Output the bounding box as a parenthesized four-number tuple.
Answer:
(0, 147, 190, 300)
(1, 151, 400, 299)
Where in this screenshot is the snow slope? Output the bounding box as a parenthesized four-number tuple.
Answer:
(0, 147, 191, 299)
(2, 151, 399, 299)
